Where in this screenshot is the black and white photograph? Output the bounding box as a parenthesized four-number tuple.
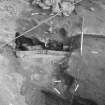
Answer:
(0, 0, 105, 105)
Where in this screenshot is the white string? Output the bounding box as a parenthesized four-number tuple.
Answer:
(0, 0, 83, 49)
(0, 12, 60, 49)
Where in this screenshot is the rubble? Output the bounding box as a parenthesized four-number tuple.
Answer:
(31, 0, 75, 16)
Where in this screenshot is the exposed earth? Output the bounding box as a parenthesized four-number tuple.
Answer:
(0, 0, 105, 105)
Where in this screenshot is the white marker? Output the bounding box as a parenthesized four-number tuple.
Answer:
(81, 17, 84, 56)
(75, 84, 79, 92)
(54, 80, 62, 83)
(81, 31, 84, 55)
(54, 88, 61, 95)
